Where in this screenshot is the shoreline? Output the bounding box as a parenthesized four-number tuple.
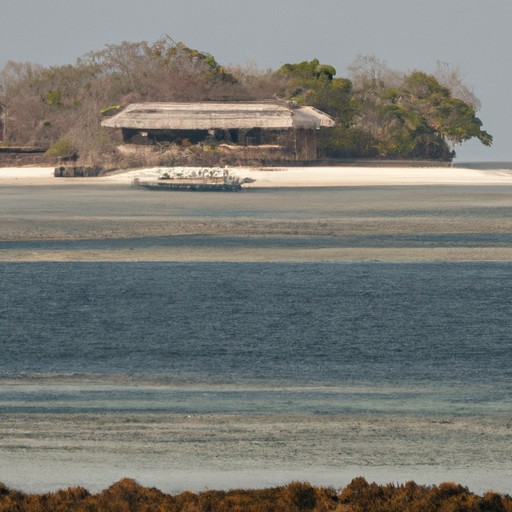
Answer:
(1, 164, 512, 187)
(2, 170, 512, 262)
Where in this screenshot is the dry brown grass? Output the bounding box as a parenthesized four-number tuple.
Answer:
(1, 478, 511, 512)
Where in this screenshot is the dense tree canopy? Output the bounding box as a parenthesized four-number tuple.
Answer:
(276, 55, 492, 160)
(0, 38, 492, 163)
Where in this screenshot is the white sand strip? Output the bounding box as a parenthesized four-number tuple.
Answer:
(104, 165, 512, 187)
(0, 167, 55, 178)
(1, 165, 512, 187)
(231, 166, 512, 187)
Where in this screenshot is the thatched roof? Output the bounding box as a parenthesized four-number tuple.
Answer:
(101, 102, 335, 130)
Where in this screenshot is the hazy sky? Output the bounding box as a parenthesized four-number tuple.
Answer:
(2, 0, 511, 161)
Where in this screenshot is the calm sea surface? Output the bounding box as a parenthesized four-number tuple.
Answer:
(2, 261, 511, 394)
(0, 183, 511, 493)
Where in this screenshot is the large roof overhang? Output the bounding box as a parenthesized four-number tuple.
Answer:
(101, 102, 335, 131)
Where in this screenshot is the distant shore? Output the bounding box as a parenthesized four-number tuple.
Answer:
(1, 164, 512, 187)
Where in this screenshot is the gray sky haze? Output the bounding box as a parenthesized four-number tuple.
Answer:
(2, 0, 511, 161)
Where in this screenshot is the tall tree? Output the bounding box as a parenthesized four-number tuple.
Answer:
(347, 57, 492, 159)
(0, 44, 493, 162)
(402, 71, 492, 148)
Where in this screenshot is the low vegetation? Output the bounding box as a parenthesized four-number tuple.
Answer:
(1, 478, 511, 512)
(0, 37, 492, 166)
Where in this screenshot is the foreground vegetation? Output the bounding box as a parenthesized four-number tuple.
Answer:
(1, 478, 511, 512)
(0, 37, 492, 166)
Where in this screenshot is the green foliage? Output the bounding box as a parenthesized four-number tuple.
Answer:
(46, 89, 63, 106)
(318, 126, 376, 158)
(404, 70, 451, 99)
(0, 41, 493, 163)
(45, 138, 75, 157)
(401, 71, 493, 147)
(437, 98, 493, 146)
(315, 64, 336, 80)
(280, 58, 327, 79)
(100, 105, 121, 115)
(278, 58, 339, 103)
(276, 56, 491, 160)
(340, 62, 493, 159)
(278, 59, 363, 159)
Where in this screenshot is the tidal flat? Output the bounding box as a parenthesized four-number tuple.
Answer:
(1, 183, 511, 262)
(1, 181, 512, 495)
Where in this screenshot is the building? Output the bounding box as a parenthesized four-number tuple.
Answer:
(101, 101, 335, 160)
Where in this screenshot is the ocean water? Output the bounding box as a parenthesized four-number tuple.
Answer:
(1, 181, 512, 493)
(1, 261, 511, 493)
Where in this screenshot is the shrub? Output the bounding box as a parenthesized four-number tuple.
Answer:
(46, 138, 75, 157)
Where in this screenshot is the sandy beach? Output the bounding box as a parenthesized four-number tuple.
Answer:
(1, 164, 512, 187)
(1, 165, 512, 262)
